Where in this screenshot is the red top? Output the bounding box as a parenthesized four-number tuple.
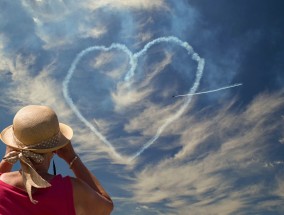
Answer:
(0, 174, 76, 215)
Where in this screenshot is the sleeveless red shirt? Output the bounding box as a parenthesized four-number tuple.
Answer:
(0, 174, 76, 215)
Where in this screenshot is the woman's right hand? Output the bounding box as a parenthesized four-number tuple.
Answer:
(55, 141, 77, 163)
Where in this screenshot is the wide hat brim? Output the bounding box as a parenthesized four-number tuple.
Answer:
(0, 123, 73, 153)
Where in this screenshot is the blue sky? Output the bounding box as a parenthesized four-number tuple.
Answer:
(0, 0, 284, 214)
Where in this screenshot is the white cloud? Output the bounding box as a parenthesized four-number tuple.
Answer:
(0, 34, 12, 72)
(89, 51, 129, 80)
(22, 0, 76, 22)
(82, 0, 168, 11)
(127, 92, 284, 213)
(274, 173, 284, 198)
(123, 100, 183, 136)
(20, 0, 168, 50)
(89, 52, 115, 69)
(4, 55, 59, 108)
(79, 24, 108, 39)
(22, 0, 108, 48)
(111, 82, 153, 113)
(137, 32, 153, 42)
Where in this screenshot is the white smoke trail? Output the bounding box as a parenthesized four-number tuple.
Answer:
(62, 36, 205, 162)
(62, 44, 133, 160)
(173, 83, 243, 98)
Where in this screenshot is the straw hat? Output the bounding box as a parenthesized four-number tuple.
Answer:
(0, 105, 73, 153)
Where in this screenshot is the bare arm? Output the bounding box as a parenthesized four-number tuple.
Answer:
(69, 156, 112, 202)
(0, 146, 14, 173)
(56, 142, 114, 215)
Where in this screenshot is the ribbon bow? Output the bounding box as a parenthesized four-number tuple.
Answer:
(3, 150, 51, 204)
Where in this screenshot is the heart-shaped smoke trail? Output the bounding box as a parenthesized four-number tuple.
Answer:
(63, 36, 238, 162)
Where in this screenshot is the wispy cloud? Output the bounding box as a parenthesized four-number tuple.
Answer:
(128, 92, 284, 214)
(0, 35, 10, 72)
(112, 50, 174, 114)
(111, 84, 153, 113)
(281, 116, 284, 144)
(123, 100, 183, 137)
(21, 0, 168, 48)
(79, 24, 108, 39)
(82, 0, 168, 11)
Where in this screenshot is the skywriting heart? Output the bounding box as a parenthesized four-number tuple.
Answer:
(63, 36, 205, 162)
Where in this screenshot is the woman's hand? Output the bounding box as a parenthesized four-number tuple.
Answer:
(0, 146, 16, 173)
(5, 146, 15, 156)
(55, 141, 77, 164)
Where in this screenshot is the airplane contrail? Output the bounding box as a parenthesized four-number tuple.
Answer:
(173, 83, 243, 98)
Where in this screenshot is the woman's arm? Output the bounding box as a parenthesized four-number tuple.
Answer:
(0, 146, 14, 173)
(56, 142, 114, 215)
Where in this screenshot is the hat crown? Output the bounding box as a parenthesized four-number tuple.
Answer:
(13, 105, 60, 146)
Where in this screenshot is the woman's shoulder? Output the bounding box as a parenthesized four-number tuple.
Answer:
(0, 171, 22, 184)
(0, 171, 27, 192)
